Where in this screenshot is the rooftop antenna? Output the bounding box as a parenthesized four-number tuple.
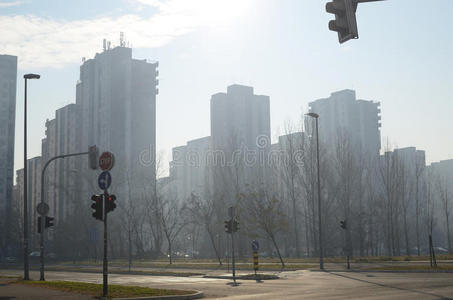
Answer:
(107, 41, 111, 50)
(103, 39, 106, 51)
(120, 32, 125, 47)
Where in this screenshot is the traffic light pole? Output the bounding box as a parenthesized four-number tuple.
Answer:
(231, 222, 236, 285)
(103, 190, 108, 298)
(39, 151, 90, 281)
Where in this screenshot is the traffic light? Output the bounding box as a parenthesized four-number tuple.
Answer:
(340, 220, 347, 229)
(45, 216, 55, 228)
(326, 0, 358, 44)
(106, 194, 117, 213)
(38, 216, 42, 234)
(91, 194, 103, 221)
(88, 145, 98, 170)
(38, 216, 55, 232)
(224, 220, 232, 234)
(232, 220, 239, 232)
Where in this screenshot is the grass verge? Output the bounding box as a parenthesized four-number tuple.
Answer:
(368, 265, 453, 272)
(14, 279, 197, 299)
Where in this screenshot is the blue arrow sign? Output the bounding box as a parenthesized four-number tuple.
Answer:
(98, 171, 112, 190)
(252, 240, 260, 252)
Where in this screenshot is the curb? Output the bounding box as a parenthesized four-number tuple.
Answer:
(309, 269, 453, 273)
(113, 291, 204, 300)
(203, 274, 279, 280)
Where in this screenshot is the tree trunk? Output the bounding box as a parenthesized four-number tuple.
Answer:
(415, 180, 421, 256)
(403, 212, 410, 256)
(128, 228, 132, 272)
(207, 228, 222, 265)
(269, 233, 285, 269)
(169, 240, 172, 264)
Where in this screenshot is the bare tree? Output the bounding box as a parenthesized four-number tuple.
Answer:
(241, 188, 288, 268)
(184, 193, 223, 265)
(415, 156, 425, 256)
(160, 196, 187, 264)
(437, 175, 451, 253)
(278, 122, 304, 257)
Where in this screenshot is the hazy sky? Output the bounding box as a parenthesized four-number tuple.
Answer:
(1, 0, 452, 176)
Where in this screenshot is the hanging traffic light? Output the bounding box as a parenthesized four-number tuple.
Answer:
(224, 220, 232, 234)
(106, 194, 117, 213)
(91, 194, 103, 221)
(326, 0, 358, 44)
(232, 220, 239, 233)
(340, 220, 347, 229)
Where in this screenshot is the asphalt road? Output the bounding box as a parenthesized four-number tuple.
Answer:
(1, 269, 453, 299)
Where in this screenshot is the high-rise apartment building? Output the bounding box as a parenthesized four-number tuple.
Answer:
(308, 89, 381, 158)
(210, 84, 271, 199)
(40, 104, 80, 221)
(0, 55, 17, 222)
(41, 118, 58, 218)
(75, 46, 159, 200)
(169, 136, 212, 202)
(15, 156, 42, 250)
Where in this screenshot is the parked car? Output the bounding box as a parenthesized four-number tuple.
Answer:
(29, 251, 40, 257)
(4, 256, 17, 263)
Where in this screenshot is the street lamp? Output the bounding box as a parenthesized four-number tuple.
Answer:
(305, 112, 323, 270)
(23, 73, 40, 280)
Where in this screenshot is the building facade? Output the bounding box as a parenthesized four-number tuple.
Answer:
(15, 156, 42, 250)
(169, 136, 212, 203)
(0, 55, 17, 223)
(308, 89, 381, 158)
(75, 45, 159, 202)
(210, 84, 271, 202)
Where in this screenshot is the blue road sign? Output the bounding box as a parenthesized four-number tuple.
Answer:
(98, 171, 112, 190)
(252, 240, 260, 252)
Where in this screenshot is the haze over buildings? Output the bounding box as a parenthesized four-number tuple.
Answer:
(308, 89, 381, 158)
(75, 45, 159, 202)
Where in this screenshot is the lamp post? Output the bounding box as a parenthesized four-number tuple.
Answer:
(23, 73, 40, 280)
(305, 112, 323, 270)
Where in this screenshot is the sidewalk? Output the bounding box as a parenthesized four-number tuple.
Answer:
(0, 278, 95, 300)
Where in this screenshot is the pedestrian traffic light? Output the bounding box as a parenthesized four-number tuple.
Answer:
(106, 194, 117, 213)
(91, 194, 103, 221)
(37, 216, 42, 234)
(233, 220, 239, 232)
(326, 0, 358, 43)
(45, 216, 55, 228)
(340, 220, 347, 229)
(224, 220, 232, 234)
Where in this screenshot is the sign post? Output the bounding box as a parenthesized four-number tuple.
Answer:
(98, 151, 115, 298)
(252, 240, 260, 281)
(230, 207, 237, 286)
(103, 190, 108, 298)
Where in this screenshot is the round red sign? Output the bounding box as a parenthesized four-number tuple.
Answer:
(99, 151, 115, 171)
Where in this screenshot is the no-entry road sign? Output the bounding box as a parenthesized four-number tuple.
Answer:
(99, 151, 115, 171)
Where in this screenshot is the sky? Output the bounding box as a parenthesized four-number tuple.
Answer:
(1, 0, 452, 177)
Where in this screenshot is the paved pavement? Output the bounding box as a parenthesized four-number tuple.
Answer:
(2, 268, 453, 299)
